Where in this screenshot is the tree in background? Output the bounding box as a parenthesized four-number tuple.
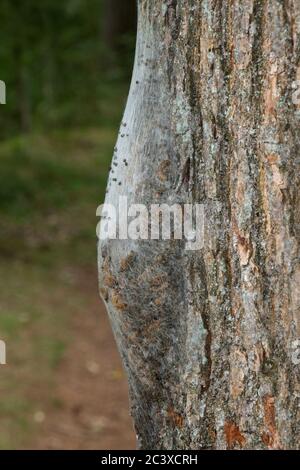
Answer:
(102, 0, 137, 53)
(99, 0, 300, 449)
(0, 0, 136, 138)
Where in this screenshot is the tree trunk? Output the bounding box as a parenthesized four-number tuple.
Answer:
(98, 0, 300, 450)
(102, 0, 137, 52)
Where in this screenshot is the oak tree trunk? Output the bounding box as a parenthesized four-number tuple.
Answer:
(98, 0, 300, 450)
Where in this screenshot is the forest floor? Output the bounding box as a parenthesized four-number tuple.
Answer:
(0, 129, 135, 449)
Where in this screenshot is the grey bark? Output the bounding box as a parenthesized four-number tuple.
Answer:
(98, 0, 300, 449)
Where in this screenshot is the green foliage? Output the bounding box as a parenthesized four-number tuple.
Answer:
(0, 128, 115, 261)
(0, 138, 100, 216)
(0, 0, 136, 138)
(0, 126, 117, 448)
(0, 0, 135, 449)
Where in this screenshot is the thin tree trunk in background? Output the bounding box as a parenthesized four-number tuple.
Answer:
(98, 0, 300, 449)
(15, 46, 31, 133)
(102, 0, 137, 51)
(41, 9, 55, 116)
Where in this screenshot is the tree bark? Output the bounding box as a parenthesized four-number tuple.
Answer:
(98, 0, 300, 450)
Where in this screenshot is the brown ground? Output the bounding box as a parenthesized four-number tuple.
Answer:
(30, 267, 135, 450)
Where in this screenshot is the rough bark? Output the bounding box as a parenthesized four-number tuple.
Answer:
(98, 0, 300, 450)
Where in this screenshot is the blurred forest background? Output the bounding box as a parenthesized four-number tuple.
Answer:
(0, 0, 136, 449)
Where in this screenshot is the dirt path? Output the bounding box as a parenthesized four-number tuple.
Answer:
(31, 266, 135, 450)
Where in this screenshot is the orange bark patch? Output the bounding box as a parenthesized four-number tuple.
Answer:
(232, 221, 253, 266)
(99, 287, 108, 302)
(102, 257, 117, 287)
(266, 153, 279, 165)
(224, 422, 246, 449)
(120, 252, 135, 272)
(262, 432, 273, 447)
(103, 273, 116, 288)
(262, 395, 281, 449)
(230, 349, 247, 399)
(157, 160, 171, 182)
(144, 319, 161, 339)
(266, 154, 286, 189)
(149, 274, 169, 292)
(167, 407, 184, 428)
(111, 290, 127, 311)
(263, 57, 279, 124)
(237, 233, 252, 266)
